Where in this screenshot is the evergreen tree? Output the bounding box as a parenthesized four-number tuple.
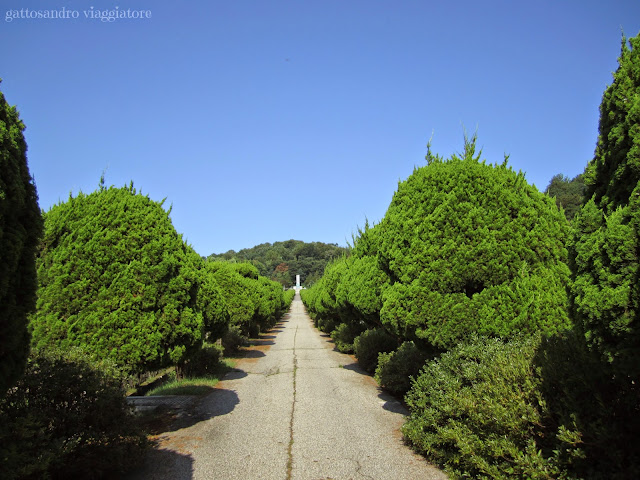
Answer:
(31, 184, 205, 374)
(378, 137, 572, 348)
(584, 34, 640, 213)
(544, 173, 585, 221)
(0, 83, 42, 394)
(573, 32, 640, 382)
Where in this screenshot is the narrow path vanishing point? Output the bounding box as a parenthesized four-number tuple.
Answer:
(128, 293, 447, 480)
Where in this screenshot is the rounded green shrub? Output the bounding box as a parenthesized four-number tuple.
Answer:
(331, 322, 363, 354)
(0, 347, 147, 479)
(31, 184, 205, 374)
(207, 261, 257, 337)
(403, 336, 565, 479)
(0, 85, 42, 394)
(378, 138, 571, 348)
(300, 258, 349, 329)
(180, 342, 224, 378)
(375, 341, 431, 397)
(353, 328, 397, 373)
(207, 261, 288, 338)
(192, 254, 230, 341)
(221, 324, 247, 354)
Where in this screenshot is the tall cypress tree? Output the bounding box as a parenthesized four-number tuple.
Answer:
(584, 34, 640, 213)
(0, 82, 42, 394)
(573, 32, 640, 381)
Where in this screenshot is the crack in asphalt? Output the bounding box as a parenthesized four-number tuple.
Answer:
(286, 325, 298, 480)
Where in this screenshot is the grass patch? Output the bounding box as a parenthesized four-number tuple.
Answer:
(145, 358, 236, 396)
(146, 376, 220, 396)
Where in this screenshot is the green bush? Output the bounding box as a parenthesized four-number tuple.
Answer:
(0, 84, 42, 395)
(221, 324, 248, 354)
(207, 261, 288, 339)
(571, 197, 640, 380)
(353, 328, 397, 373)
(301, 258, 349, 329)
(180, 342, 224, 378)
(317, 316, 339, 334)
(31, 184, 206, 374)
(331, 322, 363, 354)
(336, 255, 389, 329)
(378, 138, 571, 349)
(403, 336, 565, 479)
(375, 341, 431, 397)
(283, 289, 295, 309)
(566, 34, 640, 480)
(534, 331, 640, 479)
(0, 348, 147, 479)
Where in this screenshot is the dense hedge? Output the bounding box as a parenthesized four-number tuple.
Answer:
(0, 84, 42, 395)
(30, 184, 292, 374)
(206, 261, 288, 342)
(571, 197, 640, 380)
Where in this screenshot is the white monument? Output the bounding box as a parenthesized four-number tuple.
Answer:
(295, 274, 301, 291)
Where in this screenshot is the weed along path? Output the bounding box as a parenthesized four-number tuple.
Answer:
(128, 293, 447, 480)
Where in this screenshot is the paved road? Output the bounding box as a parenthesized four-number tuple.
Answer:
(128, 293, 447, 480)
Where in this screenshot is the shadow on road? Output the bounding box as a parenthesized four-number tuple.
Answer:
(223, 368, 249, 380)
(126, 446, 195, 480)
(378, 391, 409, 415)
(341, 361, 369, 376)
(150, 387, 241, 434)
(242, 348, 267, 358)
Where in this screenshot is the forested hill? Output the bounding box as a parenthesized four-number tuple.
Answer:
(207, 240, 347, 287)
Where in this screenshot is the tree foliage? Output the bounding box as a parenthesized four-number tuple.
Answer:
(378, 138, 571, 348)
(0, 347, 147, 479)
(303, 137, 571, 365)
(206, 260, 289, 340)
(208, 239, 346, 287)
(544, 173, 585, 221)
(0, 83, 42, 395)
(30, 184, 206, 374)
(573, 32, 640, 384)
(403, 336, 568, 479)
(584, 34, 640, 214)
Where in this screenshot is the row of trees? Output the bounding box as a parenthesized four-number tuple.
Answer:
(30, 181, 294, 375)
(0, 81, 295, 477)
(208, 239, 346, 287)
(302, 33, 639, 479)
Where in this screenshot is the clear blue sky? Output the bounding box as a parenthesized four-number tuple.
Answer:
(2, 0, 639, 256)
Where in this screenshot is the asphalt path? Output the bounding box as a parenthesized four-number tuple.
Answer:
(128, 293, 447, 480)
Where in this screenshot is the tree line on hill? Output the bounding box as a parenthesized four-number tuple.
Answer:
(302, 32, 639, 480)
(207, 239, 346, 287)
